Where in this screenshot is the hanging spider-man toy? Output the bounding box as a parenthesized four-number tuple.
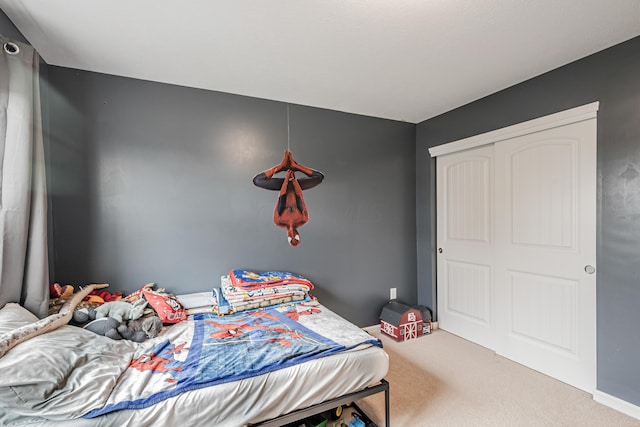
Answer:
(253, 150, 324, 247)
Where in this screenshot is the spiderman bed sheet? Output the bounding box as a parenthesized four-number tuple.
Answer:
(0, 301, 388, 427)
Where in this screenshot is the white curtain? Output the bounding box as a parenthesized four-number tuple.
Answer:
(0, 35, 49, 318)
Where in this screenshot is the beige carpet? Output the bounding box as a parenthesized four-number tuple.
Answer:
(356, 328, 640, 427)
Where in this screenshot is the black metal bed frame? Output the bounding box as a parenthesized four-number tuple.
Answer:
(248, 378, 390, 427)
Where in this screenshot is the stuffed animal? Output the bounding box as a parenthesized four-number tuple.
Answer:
(83, 315, 162, 342)
(84, 317, 124, 340)
(95, 300, 147, 323)
(128, 316, 163, 338)
(117, 316, 163, 342)
(115, 325, 147, 342)
(118, 316, 162, 342)
(70, 307, 97, 326)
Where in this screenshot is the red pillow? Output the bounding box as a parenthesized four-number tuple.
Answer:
(143, 291, 186, 324)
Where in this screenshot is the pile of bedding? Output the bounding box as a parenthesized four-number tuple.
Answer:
(213, 270, 314, 315)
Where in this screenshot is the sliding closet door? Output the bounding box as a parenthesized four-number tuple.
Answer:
(493, 118, 596, 392)
(436, 145, 495, 350)
(432, 104, 598, 393)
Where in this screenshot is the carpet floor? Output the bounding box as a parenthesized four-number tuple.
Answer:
(356, 328, 640, 427)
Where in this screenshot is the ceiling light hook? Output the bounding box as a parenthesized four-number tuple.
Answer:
(3, 41, 19, 55)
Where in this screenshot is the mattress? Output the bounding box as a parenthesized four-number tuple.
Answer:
(0, 302, 388, 427)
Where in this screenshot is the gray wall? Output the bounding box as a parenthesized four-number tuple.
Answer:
(44, 68, 417, 327)
(416, 36, 640, 406)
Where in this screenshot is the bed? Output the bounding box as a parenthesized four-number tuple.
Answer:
(0, 293, 389, 426)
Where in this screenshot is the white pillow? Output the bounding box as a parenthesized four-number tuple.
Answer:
(0, 303, 39, 334)
(0, 285, 110, 358)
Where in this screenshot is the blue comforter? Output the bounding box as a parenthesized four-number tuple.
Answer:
(84, 303, 381, 417)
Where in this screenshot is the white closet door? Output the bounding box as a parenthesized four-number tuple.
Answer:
(436, 145, 495, 350)
(493, 118, 596, 392)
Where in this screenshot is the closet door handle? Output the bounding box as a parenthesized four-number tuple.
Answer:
(438, 248, 443, 254)
(584, 265, 595, 274)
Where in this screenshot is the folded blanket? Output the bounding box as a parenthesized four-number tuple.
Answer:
(230, 294, 310, 312)
(212, 271, 316, 315)
(214, 283, 311, 316)
(222, 284, 311, 303)
(229, 270, 314, 290)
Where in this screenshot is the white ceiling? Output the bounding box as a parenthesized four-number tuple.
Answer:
(1, 1, 639, 123)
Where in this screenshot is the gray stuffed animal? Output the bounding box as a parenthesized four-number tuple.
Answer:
(117, 316, 163, 342)
(71, 307, 97, 326)
(84, 317, 124, 340)
(95, 300, 147, 323)
(128, 316, 163, 338)
(83, 315, 162, 342)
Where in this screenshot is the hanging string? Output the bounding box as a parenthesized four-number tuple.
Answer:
(287, 104, 291, 151)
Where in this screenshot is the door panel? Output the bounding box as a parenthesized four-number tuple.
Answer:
(509, 270, 577, 353)
(436, 145, 494, 350)
(446, 260, 491, 323)
(494, 119, 596, 392)
(510, 142, 575, 248)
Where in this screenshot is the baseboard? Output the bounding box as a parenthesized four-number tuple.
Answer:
(593, 390, 640, 421)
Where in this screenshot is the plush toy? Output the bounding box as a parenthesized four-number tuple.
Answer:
(117, 316, 163, 342)
(50, 283, 74, 299)
(128, 316, 163, 338)
(122, 282, 155, 303)
(70, 307, 97, 326)
(83, 314, 162, 342)
(84, 317, 124, 340)
(95, 300, 147, 323)
(253, 150, 323, 246)
(48, 283, 76, 315)
(115, 326, 146, 342)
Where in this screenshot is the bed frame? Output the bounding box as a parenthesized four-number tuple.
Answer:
(249, 378, 390, 427)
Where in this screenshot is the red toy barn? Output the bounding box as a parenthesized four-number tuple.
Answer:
(379, 301, 429, 341)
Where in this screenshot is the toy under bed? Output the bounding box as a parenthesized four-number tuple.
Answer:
(0, 301, 388, 426)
